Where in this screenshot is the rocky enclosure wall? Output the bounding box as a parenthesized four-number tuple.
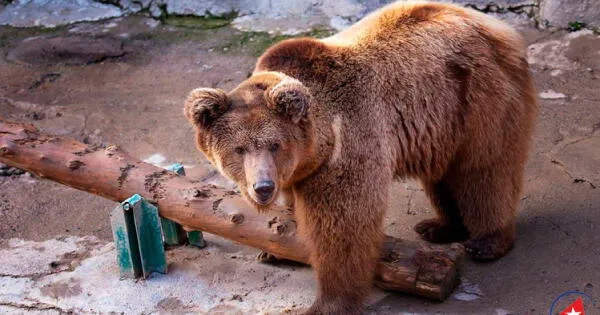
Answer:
(0, 0, 598, 32)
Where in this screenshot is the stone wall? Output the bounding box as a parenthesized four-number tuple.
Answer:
(0, 0, 598, 31)
(539, 0, 600, 29)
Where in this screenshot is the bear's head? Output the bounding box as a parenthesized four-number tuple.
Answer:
(184, 71, 315, 210)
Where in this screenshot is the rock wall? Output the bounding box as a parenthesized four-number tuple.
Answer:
(0, 0, 122, 28)
(0, 0, 598, 30)
(540, 0, 600, 29)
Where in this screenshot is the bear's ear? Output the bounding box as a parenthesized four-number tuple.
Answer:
(266, 78, 311, 124)
(184, 88, 230, 129)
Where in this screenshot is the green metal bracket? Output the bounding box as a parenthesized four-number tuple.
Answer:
(109, 162, 207, 280)
(159, 163, 189, 245)
(110, 199, 142, 279)
(167, 162, 186, 176)
(110, 194, 167, 279)
(187, 230, 206, 248)
(164, 163, 206, 249)
(160, 218, 187, 246)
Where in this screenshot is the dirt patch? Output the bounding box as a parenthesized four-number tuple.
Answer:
(7, 36, 126, 66)
(40, 278, 83, 299)
(46, 239, 100, 275)
(156, 297, 185, 310)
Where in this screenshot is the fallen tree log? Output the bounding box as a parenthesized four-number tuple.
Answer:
(0, 118, 464, 301)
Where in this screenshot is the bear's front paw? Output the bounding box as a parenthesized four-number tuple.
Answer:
(414, 218, 469, 243)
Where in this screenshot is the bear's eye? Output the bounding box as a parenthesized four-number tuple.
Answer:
(255, 83, 268, 90)
(234, 147, 246, 155)
(269, 143, 280, 153)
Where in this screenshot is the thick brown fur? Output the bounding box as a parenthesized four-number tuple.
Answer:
(184, 1, 537, 314)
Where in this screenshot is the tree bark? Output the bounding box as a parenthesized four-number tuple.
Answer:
(0, 118, 464, 301)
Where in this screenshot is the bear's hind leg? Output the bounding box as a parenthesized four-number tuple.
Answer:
(448, 167, 519, 260)
(415, 181, 470, 243)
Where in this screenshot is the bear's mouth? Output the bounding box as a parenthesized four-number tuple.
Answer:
(247, 187, 279, 208)
(254, 190, 278, 206)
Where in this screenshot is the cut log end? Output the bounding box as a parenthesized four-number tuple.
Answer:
(375, 237, 464, 300)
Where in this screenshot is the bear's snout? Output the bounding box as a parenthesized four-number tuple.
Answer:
(253, 180, 275, 202)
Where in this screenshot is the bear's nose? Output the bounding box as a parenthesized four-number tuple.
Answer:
(253, 180, 275, 201)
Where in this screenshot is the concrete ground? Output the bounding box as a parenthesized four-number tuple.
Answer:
(0, 16, 599, 314)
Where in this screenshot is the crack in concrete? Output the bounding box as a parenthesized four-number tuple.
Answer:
(84, 51, 127, 65)
(0, 266, 70, 280)
(0, 301, 70, 313)
(406, 190, 416, 215)
(550, 159, 596, 189)
(544, 132, 598, 189)
(405, 185, 422, 215)
(0, 264, 74, 280)
(0, 240, 99, 280)
(548, 135, 589, 154)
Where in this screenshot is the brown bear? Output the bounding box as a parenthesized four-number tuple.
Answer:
(184, 1, 537, 314)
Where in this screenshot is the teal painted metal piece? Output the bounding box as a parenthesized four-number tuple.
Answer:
(161, 163, 188, 245)
(110, 202, 142, 279)
(160, 218, 188, 246)
(165, 163, 206, 248)
(110, 194, 167, 279)
(187, 231, 206, 248)
(129, 194, 168, 278)
(166, 162, 186, 176)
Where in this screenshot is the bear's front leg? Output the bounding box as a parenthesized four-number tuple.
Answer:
(296, 180, 386, 315)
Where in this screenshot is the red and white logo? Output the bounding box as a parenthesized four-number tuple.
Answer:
(560, 297, 585, 315)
